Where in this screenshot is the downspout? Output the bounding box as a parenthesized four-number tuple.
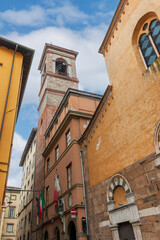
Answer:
(80, 151, 89, 240)
(0, 44, 18, 139)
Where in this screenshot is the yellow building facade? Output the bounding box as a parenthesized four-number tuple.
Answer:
(0, 37, 34, 213)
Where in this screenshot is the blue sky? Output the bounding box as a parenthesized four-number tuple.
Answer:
(3, 0, 120, 187)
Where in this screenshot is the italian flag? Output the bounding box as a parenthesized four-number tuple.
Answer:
(38, 190, 45, 220)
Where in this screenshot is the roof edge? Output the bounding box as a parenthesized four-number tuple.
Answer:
(19, 128, 37, 166)
(99, 0, 129, 54)
(79, 85, 112, 143)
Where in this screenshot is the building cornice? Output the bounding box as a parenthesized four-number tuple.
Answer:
(44, 88, 102, 137)
(0, 37, 34, 115)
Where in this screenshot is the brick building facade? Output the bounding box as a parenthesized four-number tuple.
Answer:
(43, 89, 101, 240)
(80, 0, 160, 239)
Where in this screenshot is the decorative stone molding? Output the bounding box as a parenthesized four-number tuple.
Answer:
(107, 174, 131, 203)
(154, 119, 160, 154)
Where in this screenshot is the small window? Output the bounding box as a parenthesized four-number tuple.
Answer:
(46, 186, 49, 205)
(21, 219, 23, 229)
(47, 158, 50, 172)
(67, 163, 72, 189)
(24, 216, 27, 227)
(9, 207, 15, 218)
(28, 212, 31, 223)
(26, 193, 28, 205)
(66, 129, 71, 147)
(23, 196, 25, 208)
(55, 146, 59, 161)
(7, 224, 13, 232)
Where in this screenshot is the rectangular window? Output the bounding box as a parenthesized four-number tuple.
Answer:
(27, 232, 30, 240)
(23, 196, 25, 208)
(47, 158, 50, 172)
(67, 163, 72, 189)
(29, 212, 31, 223)
(21, 219, 23, 229)
(46, 186, 49, 205)
(55, 145, 59, 161)
(9, 207, 15, 218)
(66, 129, 71, 147)
(32, 154, 35, 168)
(7, 224, 13, 232)
(24, 216, 27, 227)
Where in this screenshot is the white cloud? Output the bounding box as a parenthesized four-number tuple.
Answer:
(47, 2, 89, 26)
(4, 23, 109, 104)
(0, 6, 46, 27)
(7, 132, 26, 188)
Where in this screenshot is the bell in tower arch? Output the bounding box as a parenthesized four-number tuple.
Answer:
(56, 58, 67, 76)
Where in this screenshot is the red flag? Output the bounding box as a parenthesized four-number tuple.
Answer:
(54, 189, 58, 205)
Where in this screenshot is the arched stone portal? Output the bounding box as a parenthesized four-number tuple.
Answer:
(107, 174, 143, 240)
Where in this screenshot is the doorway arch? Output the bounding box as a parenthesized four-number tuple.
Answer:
(55, 227, 60, 240)
(44, 231, 48, 240)
(68, 221, 76, 240)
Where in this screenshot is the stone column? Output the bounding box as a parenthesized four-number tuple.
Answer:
(131, 220, 143, 240)
(109, 224, 120, 240)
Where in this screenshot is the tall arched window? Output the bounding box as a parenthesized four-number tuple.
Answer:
(139, 19, 160, 68)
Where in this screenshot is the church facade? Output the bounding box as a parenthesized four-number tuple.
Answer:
(80, 0, 160, 239)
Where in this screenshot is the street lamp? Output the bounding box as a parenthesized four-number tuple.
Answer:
(1, 195, 13, 211)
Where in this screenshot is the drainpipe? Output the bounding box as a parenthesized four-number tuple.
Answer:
(0, 44, 18, 139)
(80, 151, 89, 240)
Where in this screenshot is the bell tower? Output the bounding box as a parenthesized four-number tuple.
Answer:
(38, 43, 79, 119)
(32, 44, 79, 240)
